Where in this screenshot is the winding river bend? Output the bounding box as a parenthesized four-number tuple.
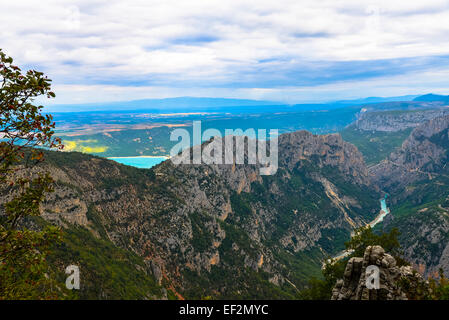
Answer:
(327, 194, 390, 263)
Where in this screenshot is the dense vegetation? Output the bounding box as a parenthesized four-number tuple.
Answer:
(0, 48, 63, 299)
(48, 221, 165, 299)
(340, 124, 412, 165)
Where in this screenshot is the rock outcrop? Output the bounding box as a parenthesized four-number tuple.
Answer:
(332, 246, 425, 300)
(278, 131, 371, 185)
(355, 109, 449, 132)
(367, 115, 449, 279)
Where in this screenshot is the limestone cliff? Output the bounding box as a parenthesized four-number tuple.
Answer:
(369, 115, 449, 278)
(14, 130, 380, 299)
(355, 109, 449, 132)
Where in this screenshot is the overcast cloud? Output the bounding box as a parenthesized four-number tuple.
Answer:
(1, 0, 449, 104)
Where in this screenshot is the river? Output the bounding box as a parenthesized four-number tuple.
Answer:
(326, 194, 390, 263)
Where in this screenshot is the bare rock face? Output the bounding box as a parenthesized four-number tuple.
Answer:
(355, 108, 449, 132)
(278, 131, 371, 186)
(370, 115, 449, 193)
(332, 246, 425, 300)
(0, 129, 380, 298)
(369, 115, 449, 277)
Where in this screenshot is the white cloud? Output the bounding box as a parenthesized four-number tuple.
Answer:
(1, 0, 449, 104)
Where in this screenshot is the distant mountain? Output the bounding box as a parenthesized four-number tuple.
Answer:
(334, 95, 419, 105)
(413, 93, 449, 103)
(47, 95, 428, 113)
(354, 109, 449, 132)
(370, 115, 449, 276)
(352, 100, 447, 112)
(46, 97, 285, 113)
(371, 114, 449, 195)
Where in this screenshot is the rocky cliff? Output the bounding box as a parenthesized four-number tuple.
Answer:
(21, 130, 380, 299)
(369, 115, 449, 278)
(370, 114, 449, 193)
(354, 109, 449, 132)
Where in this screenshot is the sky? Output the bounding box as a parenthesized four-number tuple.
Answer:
(1, 0, 449, 105)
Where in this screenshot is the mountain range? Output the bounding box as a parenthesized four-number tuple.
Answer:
(8, 94, 449, 299)
(45, 94, 445, 113)
(33, 129, 381, 299)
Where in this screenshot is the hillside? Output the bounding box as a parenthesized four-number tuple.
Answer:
(28, 130, 380, 299)
(340, 108, 449, 165)
(340, 125, 413, 165)
(370, 115, 449, 277)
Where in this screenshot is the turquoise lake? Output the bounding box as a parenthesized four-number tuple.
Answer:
(108, 156, 168, 169)
(373, 194, 390, 226)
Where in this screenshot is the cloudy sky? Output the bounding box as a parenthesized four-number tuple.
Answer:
(1, 0, 449, 105)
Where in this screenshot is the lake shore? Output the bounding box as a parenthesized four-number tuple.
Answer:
(107, 155, 170, 169)
(108, 155, 170, 159)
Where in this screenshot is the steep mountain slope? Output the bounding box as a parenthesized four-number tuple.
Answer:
(370, 115, 449, 276)
(32, 130, 380, 299)
(56, 107, 360, 157)
(354, 109, 449, 132)
(341, 125, 413, 165)
(371, 115, 449, 194)
(383, 206, 449, 278)
(341, 108, 449, 165)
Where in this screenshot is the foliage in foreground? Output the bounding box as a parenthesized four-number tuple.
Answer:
(299, 226, 449, 300)
(0, 48, 63, 299)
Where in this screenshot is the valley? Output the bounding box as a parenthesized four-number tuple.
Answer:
(30, 128, 381, 299)
(329, 194, 391, 263)
(5, 93, 449, 299)
(5, 0, 449, 302)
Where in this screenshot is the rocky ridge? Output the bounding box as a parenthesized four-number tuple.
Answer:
(369, 114, 449, 278)
(27, 130, 380, 298)
(370, 114, 449, 193)
(355, 109, 449, 132)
